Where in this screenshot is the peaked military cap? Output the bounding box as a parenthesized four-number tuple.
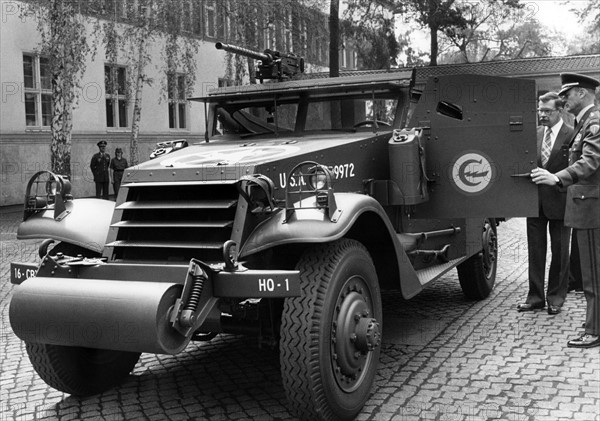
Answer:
(97, 140, 108, 147)
(558, 73, 600, 96)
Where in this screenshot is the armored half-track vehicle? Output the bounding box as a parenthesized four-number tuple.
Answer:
(10, 66, 538, 420)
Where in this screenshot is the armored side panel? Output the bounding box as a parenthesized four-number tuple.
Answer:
(408, 74, 538, 219)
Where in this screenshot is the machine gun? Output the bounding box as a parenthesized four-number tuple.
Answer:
(215, 42, 305, 82)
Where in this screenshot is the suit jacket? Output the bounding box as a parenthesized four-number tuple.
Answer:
(536, 123, 573, 220)
(90, 152, 111, 182)
(556, 105, 600, 229)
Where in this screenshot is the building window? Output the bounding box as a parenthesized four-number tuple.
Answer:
(104, 64, 129, 127)
(192, 0, 203, 35)
(215, 0, 229, 40)
(23, 54, 52, 127)
(299, 19, 308, 56)
(204, 0, 217, 38)
(283, 9, 293, 52)
(104, 64, 128, 128)
(264, 12, 276, 50)
(181, 0, 193, 33)
(168, 73, 187, 129)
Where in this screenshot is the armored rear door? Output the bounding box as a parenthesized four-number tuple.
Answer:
(409, 74, 539, 219)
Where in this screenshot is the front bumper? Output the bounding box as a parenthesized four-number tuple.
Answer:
(9, 256, 300, 355)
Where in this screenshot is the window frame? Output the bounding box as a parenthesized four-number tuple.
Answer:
(104, 63, 129, 129)
(263, 11, 277, 50)
(283, 8, 293, 52)
(23, 53, 52, 129)
(204, 0, 217, 39)
(168, 73, 188, 130)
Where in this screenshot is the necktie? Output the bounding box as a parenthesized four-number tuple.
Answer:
(541, 127, 552, 167)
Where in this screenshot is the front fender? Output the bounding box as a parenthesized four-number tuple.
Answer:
(17, 199, 114, 254)
(240, 193, 374, 256)
(240, 193, 422, 298)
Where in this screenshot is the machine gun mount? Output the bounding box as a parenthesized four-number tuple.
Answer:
(215, 42, 305, 82)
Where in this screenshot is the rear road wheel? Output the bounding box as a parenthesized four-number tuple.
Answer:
(280, 239, 382, 421)
(457, 218, 498, 300)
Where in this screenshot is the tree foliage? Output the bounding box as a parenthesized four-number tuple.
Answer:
(98, 0, 200, 165)
(342, 0, 400, 69)
(329, 0, 341, 77)
(572, 0, 600, 54)
(23, 0, 92, 177)
(399, 0, 467, 66)
(439, 1, 549, 63)
(222, 0, 329, 84)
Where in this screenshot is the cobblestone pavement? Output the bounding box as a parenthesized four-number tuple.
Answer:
(1, 208, 598, 421)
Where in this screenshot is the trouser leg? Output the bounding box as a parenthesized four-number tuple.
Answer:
(568, 231, 583, 290)
(526, 217, 548, 306)
(577, 228, 600, 336)
(546, 220, 571, 307)
(101, 182, 109, 200)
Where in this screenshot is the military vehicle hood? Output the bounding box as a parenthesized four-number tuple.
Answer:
(124, 131, 390, 184)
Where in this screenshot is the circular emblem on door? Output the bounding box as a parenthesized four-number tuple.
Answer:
(450, 151, 495, 195)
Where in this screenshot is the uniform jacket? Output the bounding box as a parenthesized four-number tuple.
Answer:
(556, 105, 600, 229)
(90, 152, 111, 182)
(536, 123, 573, 220)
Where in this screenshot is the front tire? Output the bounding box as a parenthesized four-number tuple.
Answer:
(280, 239, 382, 421)
(26, 241, 140, 396)
(26, 343, 140, 396)
(457, 218, 498, 300)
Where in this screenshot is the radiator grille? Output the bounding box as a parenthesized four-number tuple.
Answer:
(106, 182, 238, 263)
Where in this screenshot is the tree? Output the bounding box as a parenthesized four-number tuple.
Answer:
(439, 1, 549, 63)
(572, 0, 600, 54)
(400, 0, 467, 66)
(221, 1, 329, 83)
(329, 0, 340, 77)
(342, 0, 400, 69)
(100, 0, 200, 166)
(23, 1, 91, 177)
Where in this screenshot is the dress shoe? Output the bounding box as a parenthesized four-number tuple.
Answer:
(547, 305, 561, 315)
(517, 303, 544, 312)
(567, 334, 600, 348)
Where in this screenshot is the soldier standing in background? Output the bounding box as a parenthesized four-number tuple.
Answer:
(531, 73, 600, 348)
(90, 140, 111, 200)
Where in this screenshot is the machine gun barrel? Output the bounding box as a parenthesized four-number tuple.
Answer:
(215, 42, 271, 63)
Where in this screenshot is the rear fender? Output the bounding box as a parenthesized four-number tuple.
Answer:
(17, 198, 114, 254)
(240, 193, 422, 299)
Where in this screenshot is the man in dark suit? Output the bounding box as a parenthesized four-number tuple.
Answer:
(531, 72, 600, 348)
(518, 92, 573, 315)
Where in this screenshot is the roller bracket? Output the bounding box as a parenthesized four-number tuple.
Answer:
(170, 259, 214, 337)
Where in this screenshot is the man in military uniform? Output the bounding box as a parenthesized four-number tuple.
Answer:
(90, 140, 111, 200)
(518, 92, 573, 315)
(531, 72, 600, 348)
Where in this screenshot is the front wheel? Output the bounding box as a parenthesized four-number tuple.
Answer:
(280, 239, 382, 421)
(26, 343, 140, 396)
(457, 218, 498, 300)
(26, 241, 140, 396)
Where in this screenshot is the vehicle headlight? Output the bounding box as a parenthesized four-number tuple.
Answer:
(45, 175, 71, 196)
(308, 168, 328, 190)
